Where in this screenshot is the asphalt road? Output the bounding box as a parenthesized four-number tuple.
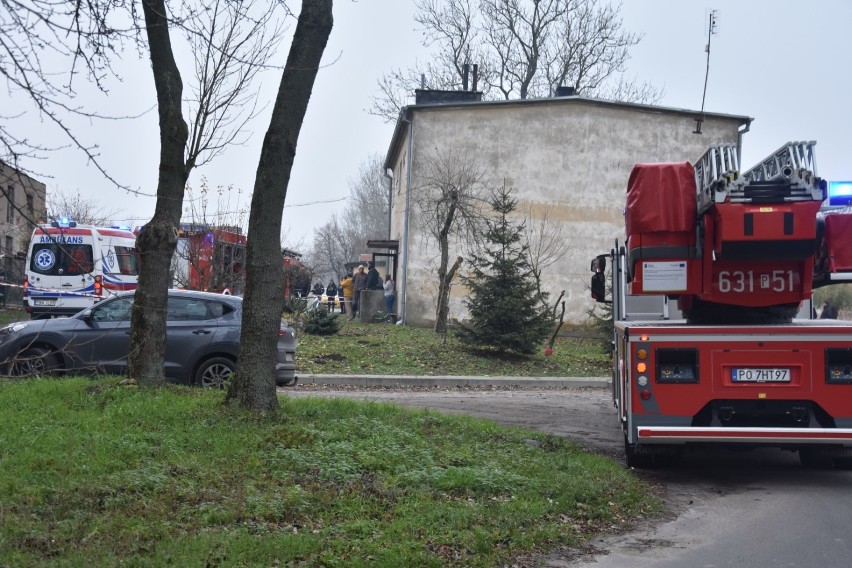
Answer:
(286, 385, 852, 568)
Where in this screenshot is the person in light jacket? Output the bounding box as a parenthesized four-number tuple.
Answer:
(383, 273, 395, 319)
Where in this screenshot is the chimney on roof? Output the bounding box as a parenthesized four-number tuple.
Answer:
(462, 64, 470, 91)
(554, 85, 576, 97)
(472, 64, 478, 91)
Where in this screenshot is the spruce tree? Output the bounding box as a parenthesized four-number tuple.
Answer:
(458, 184, 553, 354)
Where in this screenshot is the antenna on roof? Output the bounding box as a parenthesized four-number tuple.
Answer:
(695, 9, 718, 134)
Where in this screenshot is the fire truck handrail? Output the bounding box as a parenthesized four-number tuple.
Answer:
(638, 425, 852, 445)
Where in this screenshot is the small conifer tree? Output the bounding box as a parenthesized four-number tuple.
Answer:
(458, 183, 553, 354)
(303, 306, 341, 336)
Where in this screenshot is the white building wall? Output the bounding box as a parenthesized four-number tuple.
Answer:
(389, 99, 745, 326)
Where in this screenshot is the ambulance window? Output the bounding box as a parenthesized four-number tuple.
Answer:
(64, 245, 94, 274)
(114, 246, 138, 275)
(30, 244, 93, 276)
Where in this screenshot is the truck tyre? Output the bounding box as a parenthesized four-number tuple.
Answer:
(624, 435, 656, 469)
(799, 447, 834, 469)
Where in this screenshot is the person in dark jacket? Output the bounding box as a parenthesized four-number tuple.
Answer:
(365, 261, 381, 290)
(820, 302, 839, 319)
(325, 279, 338, 312)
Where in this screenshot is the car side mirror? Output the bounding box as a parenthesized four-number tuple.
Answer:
(81, 310, 93, 322)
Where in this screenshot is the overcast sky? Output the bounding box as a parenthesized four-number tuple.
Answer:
(18, 0, 852, 251)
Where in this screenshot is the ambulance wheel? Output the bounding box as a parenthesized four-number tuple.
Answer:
(12, 346, 60, 377)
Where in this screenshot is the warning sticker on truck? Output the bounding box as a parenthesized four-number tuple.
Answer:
(642, 261, 687, 292)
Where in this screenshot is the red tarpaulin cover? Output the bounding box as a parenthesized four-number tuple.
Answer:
(825, 214, 852, 272)
(625, 162, 697, 236)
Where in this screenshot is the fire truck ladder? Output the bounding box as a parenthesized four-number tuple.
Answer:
(695, 141, 826, 212)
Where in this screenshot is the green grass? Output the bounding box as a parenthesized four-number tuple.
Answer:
(0, 309, 27, 327)
(297, 319, 610, 376)
(0, 378, 658, 567)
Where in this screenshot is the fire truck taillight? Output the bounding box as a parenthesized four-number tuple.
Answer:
(94, 275, 103, 296)
(636, 362, 647, 373)
(23, 275, 28, 298)
(640, 390, 652, 400)
(637, 349, 648, 360)
(825, 348, 852, 384)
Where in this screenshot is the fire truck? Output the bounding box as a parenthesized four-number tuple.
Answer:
(590, 141, 852, 468)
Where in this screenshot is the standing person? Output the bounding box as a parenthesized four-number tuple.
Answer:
(338, 277, 347, 315)
(311, 280, 323, 296)
(340, 273, 354, 316)
(383, 273, 395, 321)
(366, 261, 381, 290)
(821, 301, 839, 319)
(325, 279, 338, 312)
(351, 265, 367, 319)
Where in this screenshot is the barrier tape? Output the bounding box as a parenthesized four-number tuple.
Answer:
(0, 281, 119, 300)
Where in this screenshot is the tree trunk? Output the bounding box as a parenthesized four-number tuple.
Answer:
(129, 0, 189, 386)
(226, 0, 333, 413)
(435, 256, 462, 334)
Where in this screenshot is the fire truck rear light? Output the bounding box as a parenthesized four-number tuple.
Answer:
(636, 362, 647, 373)
(640, 389, 652, 400)
(825, 348, 852, 384)
(655, 347, 699, 384)
(94, 275, 103, 297)
(637, 375, 649, 387)
(637, 349, 648, 360)
(23, 275, 28, 298)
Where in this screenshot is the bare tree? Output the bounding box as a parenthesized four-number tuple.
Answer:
(412, 148, 488, 334)
(521, 203, 571, 309)
(226, 0, 333, 413)
(130, 0, 285, 386)
(46, 190, 124, 226)
(0, 1, 128, 179)
(371, 0, 661, 123)
(307, 153, 390, 280)
(310, 215, 356, 282)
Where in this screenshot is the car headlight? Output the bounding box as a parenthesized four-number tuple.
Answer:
(0, 322, 29, 334)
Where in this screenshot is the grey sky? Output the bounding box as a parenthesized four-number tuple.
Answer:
(21, 0, 852, 249)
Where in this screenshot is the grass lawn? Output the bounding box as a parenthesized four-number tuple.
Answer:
(296, 318, 610, 377)
(0, 378, 657, 567)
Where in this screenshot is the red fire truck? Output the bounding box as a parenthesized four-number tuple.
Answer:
(172, 224, 246, 294)
(591, 141, 852, 468)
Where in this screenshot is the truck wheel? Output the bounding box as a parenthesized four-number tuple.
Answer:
(624, 436, 656, 469)
(12, 347, 60, 377)
(799, 448, 834, 469)
(195, 357, 235, 389)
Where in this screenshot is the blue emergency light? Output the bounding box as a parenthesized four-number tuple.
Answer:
(828, 181, 852, 207)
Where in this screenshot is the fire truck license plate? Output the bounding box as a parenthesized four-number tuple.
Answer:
(732, 368, 791, 382)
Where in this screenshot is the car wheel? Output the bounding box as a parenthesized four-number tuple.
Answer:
(12, 346, 60, 377)
(195, 357, 235, 389)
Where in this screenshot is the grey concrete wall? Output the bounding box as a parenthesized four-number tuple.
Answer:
(388, 99, 745, 327)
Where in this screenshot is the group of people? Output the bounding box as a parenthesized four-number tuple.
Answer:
(311, 261, 395, 320)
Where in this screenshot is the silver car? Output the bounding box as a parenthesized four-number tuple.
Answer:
(0, 290, 298, 387)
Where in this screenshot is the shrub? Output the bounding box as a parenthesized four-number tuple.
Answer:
(303, 306, 341, 335)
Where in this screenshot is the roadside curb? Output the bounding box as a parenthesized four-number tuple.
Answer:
(297, 375, 610, 388)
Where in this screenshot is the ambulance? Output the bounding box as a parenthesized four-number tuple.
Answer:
(23, 220, 138, 318)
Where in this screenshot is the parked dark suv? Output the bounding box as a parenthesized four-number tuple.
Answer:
(0, 290, 297, 387)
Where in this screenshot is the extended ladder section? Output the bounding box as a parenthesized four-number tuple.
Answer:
(695, 141, 826, 213)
